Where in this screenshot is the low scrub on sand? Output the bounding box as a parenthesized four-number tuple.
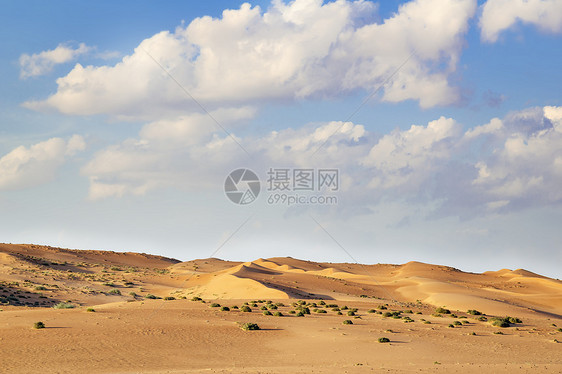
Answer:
(378, 337, 390, 343)
(490, 316, 522, 327)
(240, 322, 260, 331)
(435, 307, 451, 314)
(467, 309, 482, 315)
(53, 302, 75, 309)
(342, 320, 353, 325)
(240, 306, 252, 313)
(33, 321, 45, 329)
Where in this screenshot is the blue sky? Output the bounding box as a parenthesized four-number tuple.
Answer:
(1, 0, 561, 278)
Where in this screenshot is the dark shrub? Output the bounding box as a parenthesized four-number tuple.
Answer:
(164, 296, 175, 301)
(240, 322, 260, 331)
(191, 296, 202, 301)
(34, 321, 45, 329)
(240, 306, 252, 312)
(220, 306, 230, 311)
(342, 320, 353, 325)
(467, 309, 481, 315)
(435, 307, 450, 314)
(263, 310, 272, 316)
(378, 337, 390, 343)
(210, 303, 221, 308)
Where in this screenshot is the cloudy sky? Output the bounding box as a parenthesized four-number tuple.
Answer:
(1, 0, 561, 277)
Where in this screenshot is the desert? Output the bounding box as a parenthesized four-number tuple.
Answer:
(1, 243, 561, 373)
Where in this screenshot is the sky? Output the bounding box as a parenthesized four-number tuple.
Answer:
(1, 0, 561, 278)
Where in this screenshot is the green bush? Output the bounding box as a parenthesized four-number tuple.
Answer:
(260, 306, 268, 310)
(210, 303, 221, 308)
(240, 322, 260, 331)
(337, 311, 343, 315)
(145, 294, 158, 299)
(378, 305, 387, 310)
(240, 306, 252, 313)
(326, 304, 338, 308)
(273, 311, 283, 317)
(86, 308, 95, 312)
(435, 307, 450, 314)
(289, 310, 296, 314)
(476, 316, 487, 322)
(316, 309, 327, 314)
(347, 311, 355, 316)
(108, 289, 121, 295)
(35, 286, 46, 291)
(378, 337, 390, 343)
(53, 302, 75, 309)
(404, 310, 413, 314)
(490, 318, 510, 328)
(191, 296, 202, 301)
(467, 309, 481, 315)
(33, 321, 45, 329)
(342, 320, 353, 325)
(164, 296, 175, 300)
(263, 310, 272, 316)
(220, 306, 230, 311)
(454, 321, 462, 326)
(296, 311, 305, 317)
(448, 324, 455, 328)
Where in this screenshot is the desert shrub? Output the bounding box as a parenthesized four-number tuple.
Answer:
(53, 302, 75, 309)
(296, 311, 305, 317)
(378, 305, 387, 310)
(316, 310, 327, 314)
(454, 321, 462, 326)
(35, 286, 46, 291)
(342, 320, 353, 325)
(493, 331, 504, 335)
(86, 308, 95, 312)
(470, 332, 476, 335)
(490, 318, 510, 328)
(145, 294, 158, 299)
(448, 324, 455, 328)
(210, 303, 221, 308)
(275, 302, 285, 307)
(260, 306, 268, 311)
(289, 310, 296, 314)
(231, 305, 239, 309)
(467, 309, 481, 315)
(263, 311, 272, 316)
(34, 321, 45, 329)
(240, 306, 252, 313)
(326, 304, 338, 308)
(416, 311, 422, 315)
(273, 312, 283, 317)
(404, 310, 413, 314)
(319, 300, 326, 305)
(297, 307, 310, 315)
(360, 294, 368, 298)
(240, 322, 260, 331)
(423, 321, 432, 324)
(251, 303, 258, 307)
(220, 306, 230, 311)
(367, 309, 376, 313)
(268, 305, 278, 310)
(129, 292, 137, 297)
(435, 307, 450, 314)
(337, 311, 343, 315)
(508, 316, 522, 324)
(450, 314, 458, 318)
(341, 306, 348, 310)
(378, 337, 390, 343)
(110, 266, 122, 271)
(164, 296, 175, 301)
(347, 311, 355, 316)
(476, 316, 487, 322)
(557, 328, 562, 332)
(102, 282, 115, 287)
(332, 307, 340, 311)
(382, 312, 392, 317)
(191, 297, 202, 301)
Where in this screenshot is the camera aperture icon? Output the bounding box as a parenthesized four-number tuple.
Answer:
(224, 168, 260, 205)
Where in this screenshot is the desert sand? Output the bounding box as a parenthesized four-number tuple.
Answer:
(1, 243, 561, 373)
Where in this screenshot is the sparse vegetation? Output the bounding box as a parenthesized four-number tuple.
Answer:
(240, 322, 260, 331)
(467, 309, 482, 315)
(342, 320, 353, 325)
(33, 321, 45, 329)
(220, 306, 230, 311)
(164, 296, 175, 300)
(108, 289, 121, 295)
(210, 303, 221, 308)
(53, 302, 75, 309)
(263, 310, 272, 316)
(240, 306, 252, 313)
(435, 307, 450, 314)
(86, 308, 95, 312)
(378, 337, 390, 343)
(191, 297, 202, 301)
(273, 311, 283, 317)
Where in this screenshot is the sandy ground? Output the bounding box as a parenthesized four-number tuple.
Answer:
(1, 244, 561, 373)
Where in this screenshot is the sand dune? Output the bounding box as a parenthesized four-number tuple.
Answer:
(1, 243, 561, 373)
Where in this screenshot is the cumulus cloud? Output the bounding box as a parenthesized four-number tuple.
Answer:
(80, 105, 562, 222)
(0, 135, 86, 190)
(19, 43, 92, 78)
(24, 0, 476, 119)
(480, 0, 562, 42)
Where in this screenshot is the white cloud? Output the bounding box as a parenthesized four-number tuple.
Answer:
(0, 135, 86, 190)
(363, 116, 461, 190)
(24, 0, 476, 119)
(480, 0, 562, 42)
(19, 43, 92, 78)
